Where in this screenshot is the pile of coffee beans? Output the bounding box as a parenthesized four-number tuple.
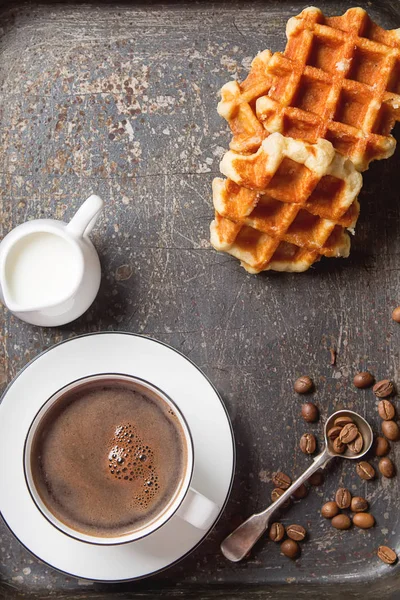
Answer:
(267, 468, 325, 559)
(352, 371, 399, 481)
(337, 371, 399, 563)
(260, 372, 399, 565)
(296, 372, 399, 565)
(327, 415, 364, 456)
(269, 521, 307, 559)
(321, 488, 375, 530)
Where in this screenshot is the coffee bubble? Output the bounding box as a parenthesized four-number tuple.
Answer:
(107, 422, 161, 510)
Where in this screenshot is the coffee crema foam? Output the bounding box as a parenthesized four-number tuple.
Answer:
(30, 382, 187, 538)
(108, 423, 160, 509)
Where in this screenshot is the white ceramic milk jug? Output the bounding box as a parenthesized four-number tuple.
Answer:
(0, 194, 103, 327)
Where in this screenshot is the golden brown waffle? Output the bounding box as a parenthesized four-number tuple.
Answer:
(218, 50, 272, 154)
(210, 133, 362, 273)
(219, 7, 400, 171)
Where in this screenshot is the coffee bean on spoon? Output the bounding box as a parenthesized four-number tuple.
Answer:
(280, 539, 300, 559)
(353, 371, 375, 389)
(269, 522, 285, 542)
(327, 426, 343, 440)
(373, 380, 394, 398)
(356, 461, 375, 480)
(333, 437, 346, 454)
(300, 433, 316, 454)
(377, 546, 397, 564)
(378, 457, 396, 478)
(348, 433, 363, 454)
(351, 496, 368, 513)
(294, 376, 314, 394)
(353, 513, 375, 529)
(286, 524, 306, 541)
(378, 400, 395, 421)
(334, 416, 354, 427)
(308, 470, 324, 486)
(335, 487, 351, 509)
(382, 420, 400, 441)
(374, 436, 390, 456)
(301, 402, 319, 423)
(292, 483, 308, 499)
(321, 501, 339, 519)
(331, 514, 352, 530)
(339, 423, 359, 444)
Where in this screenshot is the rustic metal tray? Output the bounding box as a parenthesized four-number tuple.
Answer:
(1, 0, 400, 598)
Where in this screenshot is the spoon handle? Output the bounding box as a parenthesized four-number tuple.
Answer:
(221, 448, 332, 562)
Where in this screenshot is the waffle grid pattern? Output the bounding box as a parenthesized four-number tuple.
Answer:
(211, 133, 362, 273)
(210, 7, 400, 273)
(257, 7, 400, 172)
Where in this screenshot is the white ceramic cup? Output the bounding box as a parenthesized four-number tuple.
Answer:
(24, 374, 220, 545)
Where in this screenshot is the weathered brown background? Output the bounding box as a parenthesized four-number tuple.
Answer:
(1, 1, 400, 598)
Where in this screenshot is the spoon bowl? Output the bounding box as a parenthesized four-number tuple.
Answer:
(324, 409, 373, 459)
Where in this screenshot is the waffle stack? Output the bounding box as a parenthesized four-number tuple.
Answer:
(210, 7, 400, 273)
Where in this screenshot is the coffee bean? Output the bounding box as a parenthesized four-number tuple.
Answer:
(321, 501, 339, 519)
(269, 522, 285, 542)
(374, 436, 390, 456)
(331, 514, 352, 530)
(292, 483, 308, 499)
(353, 513, 375, 529)
(356, 461, 375, 480)
(378, 400, 395, 421)
(301, 402, 319, 423)
(308, 470, 324, 486)
(280, 539, 300, 559)
(294, 376, 313, 394)
(339, 423, 359, 444)
(335, 487, 351, 509)
(272, 471, 291, 490)
(286, 524, 306, 541)
(300, 433, 316, 454)
(327, 426, 343, 440)
(347, 433, 363, 454)
(271, 488, 290, 508)
(351, 496, 368, 513)
(378, 457, 396, 478)
(377, 546, 397, 564)
(392, 307, 400, 323)
(373, 380, 394, 398)
(332, 437, 346, 454)
(271, 488, 284, 502)
(382, 420, 400, 441)
(353, 371, 375, 389)
(334, 416, 354, 428)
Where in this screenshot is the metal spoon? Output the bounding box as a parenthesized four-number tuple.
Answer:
(221, 409, 373, 562)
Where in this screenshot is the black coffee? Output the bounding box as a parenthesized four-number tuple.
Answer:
(30, 380, 188, 538)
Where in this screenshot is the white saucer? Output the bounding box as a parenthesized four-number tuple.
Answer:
(0, 333, 235, 581)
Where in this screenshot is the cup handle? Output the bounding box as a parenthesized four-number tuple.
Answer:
(66, 194, 104, 238)
(176, 487, 220, 530)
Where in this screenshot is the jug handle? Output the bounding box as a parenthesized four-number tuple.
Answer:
(66, 194, 104, 238)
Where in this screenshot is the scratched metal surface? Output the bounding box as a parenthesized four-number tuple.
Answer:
(1, 0, 400, 598)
